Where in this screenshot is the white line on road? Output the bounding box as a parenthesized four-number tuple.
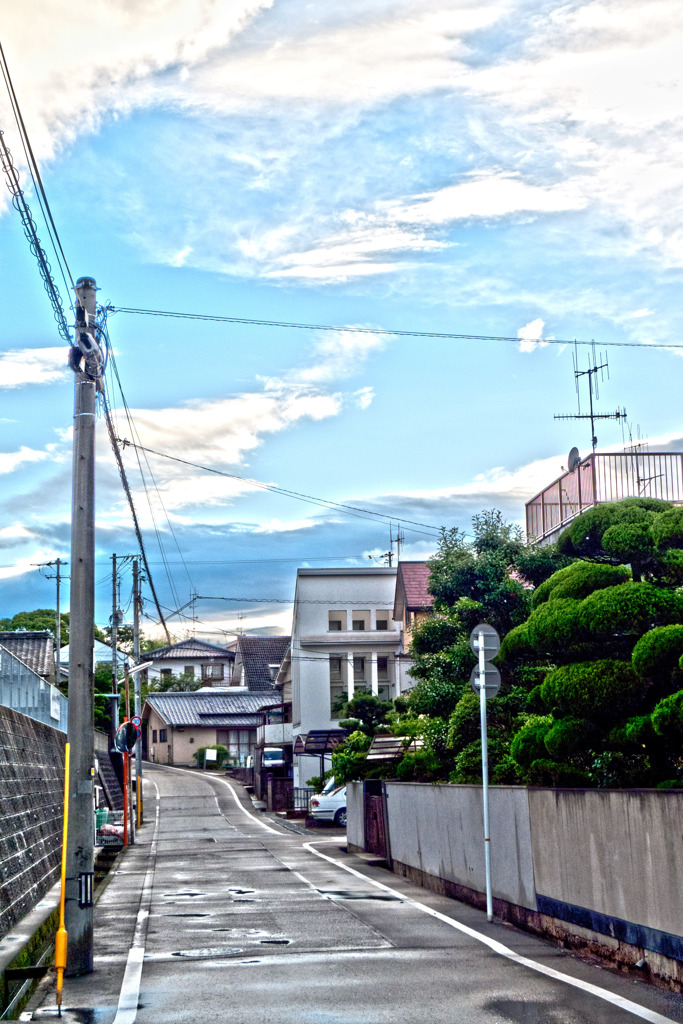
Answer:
(304, 841, 679, 1024)
(111, 779, 160, 1024)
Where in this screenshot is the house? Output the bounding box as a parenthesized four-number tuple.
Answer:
(0, 631, 56, 684)
(393, 561, 435, 674)
(58, 637, 133, 677)
(231, 635, 290, 691)
(289, 567, 403, 787)
(143, 638, 235, 687)
(142, 690, 275, 766)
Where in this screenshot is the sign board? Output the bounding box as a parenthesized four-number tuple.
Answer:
(469, 623, 500, 659)
(50, 686, 61, 721)
(204, 748, 218, 761)
(469, 663, 501, 698)
(131, 715, 142, 729)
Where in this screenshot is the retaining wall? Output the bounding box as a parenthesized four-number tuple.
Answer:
(0, 707, 65, 941)
(347, 781, 683, 989)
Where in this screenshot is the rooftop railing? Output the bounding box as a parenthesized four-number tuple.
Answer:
(0, 643, 67, 732)
(525, 451, 683, 544)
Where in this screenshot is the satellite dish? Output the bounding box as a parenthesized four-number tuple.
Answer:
(567, 446, 581, 472)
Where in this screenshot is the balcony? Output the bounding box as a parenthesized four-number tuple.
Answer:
(256, 720, 293, 747)
(526, 451, 683, 545)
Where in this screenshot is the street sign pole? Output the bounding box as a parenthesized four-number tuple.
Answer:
(478, 629, 493, 923)
(470, 623, 501, 924)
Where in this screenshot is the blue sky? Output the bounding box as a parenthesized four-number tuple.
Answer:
(1, 0, 682, 640)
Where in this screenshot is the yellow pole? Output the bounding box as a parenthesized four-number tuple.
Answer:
(55, 741, 70, 1015)
(137, 774, 142, 830)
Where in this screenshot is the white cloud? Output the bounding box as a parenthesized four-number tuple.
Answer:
(0, 348, 69, 388)
(517, 317, 550, 354)
(354, 387, 375, 409)
(0, 446, 51, 475)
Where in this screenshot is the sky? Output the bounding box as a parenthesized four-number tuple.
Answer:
(1, 0, 683, 642)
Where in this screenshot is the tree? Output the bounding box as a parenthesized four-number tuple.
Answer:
(0, 608, 70, 645)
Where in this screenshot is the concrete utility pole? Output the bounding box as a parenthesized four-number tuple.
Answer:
(54, 558, 63, 678)
(133, 558, 143, 823)
(111, 552, 119, 749)
(65, 276, 102, 976)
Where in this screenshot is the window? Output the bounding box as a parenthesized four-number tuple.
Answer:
(329, 656, 345, 713)
(352, 619, 365, 631)
(183, 665, 195, 679)
(376, 619, 388, 631)
(160, 669, 172, 681)
(152, 730, 158, 743)
(328, 610, 347, 631)
(377, 656, 389, 680)
(376, 612, 391, 630)
(218, 728, 254, 767)
(159, 729, 167, 743)
(353, 656, 369, 693)
(352, 611, 370, 631)
(268, 663, 279, 681)
(202, 663, 224, 680)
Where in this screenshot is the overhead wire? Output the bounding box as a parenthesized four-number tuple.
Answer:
(114, 438, 442, 539)
(108, 305, 683, 351)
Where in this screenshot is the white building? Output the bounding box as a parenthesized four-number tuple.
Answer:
(289, 567, 404, 787)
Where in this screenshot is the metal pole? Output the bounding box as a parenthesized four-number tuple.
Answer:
(110, 553, 118, 748)
(55, 559, 62, 683)
(65, 276, 98, 976)
(478, 628, 493, 923)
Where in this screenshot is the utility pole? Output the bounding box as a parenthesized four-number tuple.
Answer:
(133, 558, 143, 824)
(54, 558, 63, 679)
(111, 553, 118, 750)
(65, 276, 103, 976)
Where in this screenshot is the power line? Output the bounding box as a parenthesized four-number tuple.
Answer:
(108, 305, 683, 351)
(114, 438, 442, 538)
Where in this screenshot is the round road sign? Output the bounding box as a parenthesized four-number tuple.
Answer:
(469, 663, 501, 698)
(469, 623, 500, 659)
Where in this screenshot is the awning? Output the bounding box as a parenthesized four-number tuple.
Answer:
(293, 734, 307, 755)
(366, 735, 424, 761)
(303, 729, 348, 754)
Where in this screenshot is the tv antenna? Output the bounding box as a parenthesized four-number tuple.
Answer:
(554, 342, 626, 453)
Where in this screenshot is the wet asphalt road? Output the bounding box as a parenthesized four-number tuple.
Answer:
(32, 764, 683, 1024)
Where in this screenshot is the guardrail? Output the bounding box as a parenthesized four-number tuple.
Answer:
(0, 644, 67, 732)
(525, 451, 683, 543)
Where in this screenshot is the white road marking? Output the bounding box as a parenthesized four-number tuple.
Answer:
(304, 842, 679, 1024)
(111, 779, 160, 1024)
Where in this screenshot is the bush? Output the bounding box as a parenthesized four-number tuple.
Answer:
(532, 561, 629, 608)
(395, 749, 441, 782)
(651, 689, 683, 741)
(652, 507, 683, 551)
(405, 676, 464, 718)
(330, 731, 372, 785)
(632, 625, 683, 679)
(499, 622, 534, 662)
(578, 583, 683, 642)
(588, 750, 651, 788)
(510, 717, 553, 768)
(447, 691, 480, 750)
(450, 737, 508, 783)
(526, 599, 584, 658)
(526, 758, 591, 786)
(193, 745, 230, 769)
(544, 717, 596, 760)
(411, 616, 463, 655)
(558, 499, 671, 558)
(540, 659, 646, 721)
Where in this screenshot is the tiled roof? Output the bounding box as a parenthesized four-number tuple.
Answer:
(146, 638, 235, 662)
(237, 635, 290, 692)
(397, 562, 434, 610)
(144, 691, 272, 727)
(0, 631, 54, 678)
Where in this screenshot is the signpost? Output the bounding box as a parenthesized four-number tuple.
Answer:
(469, 623, 501, 923)
(204, 748, 218, 770)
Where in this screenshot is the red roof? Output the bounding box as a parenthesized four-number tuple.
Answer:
(396, 562, 434, 612)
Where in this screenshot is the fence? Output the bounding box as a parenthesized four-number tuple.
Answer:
(347, 782, 683, 988)
(0, 644, 67, 733)
(525, 451, 683, 543)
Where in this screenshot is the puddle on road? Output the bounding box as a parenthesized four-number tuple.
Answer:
(170, 947, 245, 959)
(163, 913, 211, 918)
(318, 890, 403, 902)
(162, 890, 206, 899)
(227, 887, 256, 896)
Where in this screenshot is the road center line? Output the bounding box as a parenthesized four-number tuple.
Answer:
(303, 841, 678, 1024)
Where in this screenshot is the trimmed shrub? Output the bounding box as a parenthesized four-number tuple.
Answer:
(578, 583, 683, 642)
(526, 599, 584, 657)
(405, 676, 464, 718)
(602, 522, 654, 564)
(411, 616, 463, 655)
(558, 499, 671, 558)
(651, 689, 683, 741)
(632, 625, 683, 679)
(533, 561, 629, 608)
(193, 744, 230, 769)
(657, 549, 683, 586)
(609, 714, 656, 749)
(510, 717, 553, 768)
(498, 621, 534, 662)
(588, 750, 651, 788)
(395, 749, 441, 782)
(544, 717, 596, 760)
(540, 659, 646, 720)
(450, 737, 508, 783)
(652, 507, 683, 551)
(526, 685, 547, 713)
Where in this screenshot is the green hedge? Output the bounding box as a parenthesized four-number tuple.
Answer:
(651, 689, 683, 740)
(544, 717, 596, 759)
(510, 717, 553, 768)
(540, 659, 645, 720)
(578, 583, 683, 641)
(651, 507, 683, 551)
(632, 625, 683, 678)
(532, 561, 629, 608)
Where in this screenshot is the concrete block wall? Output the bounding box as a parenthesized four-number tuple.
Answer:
(348, 781, 683, 989)
(0, 707, 65, 941)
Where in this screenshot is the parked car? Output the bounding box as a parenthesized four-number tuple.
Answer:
(262, 747, 285, 768)
(309, 778, 347, 827)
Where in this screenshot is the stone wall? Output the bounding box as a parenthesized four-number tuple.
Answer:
(0, 707, 66, 941)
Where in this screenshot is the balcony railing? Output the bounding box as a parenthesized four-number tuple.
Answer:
(526, 451, 683, 543)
